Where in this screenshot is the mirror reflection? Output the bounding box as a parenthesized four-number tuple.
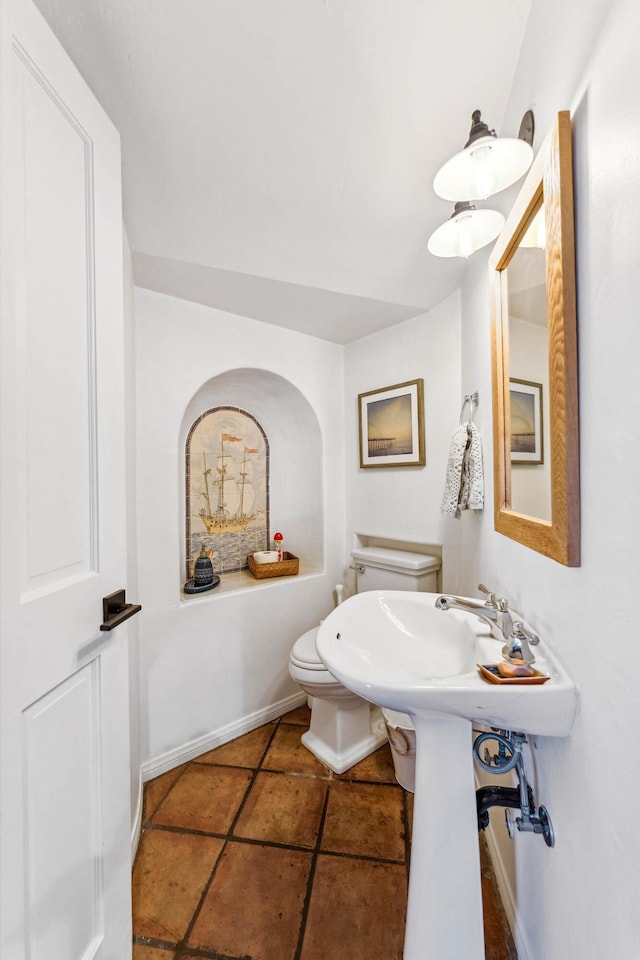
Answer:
(506, 199, 551, 520)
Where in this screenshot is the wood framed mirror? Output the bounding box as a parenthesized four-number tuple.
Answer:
(489, 111, 579, 565)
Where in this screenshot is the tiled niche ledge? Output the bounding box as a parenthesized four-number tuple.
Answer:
(180, 562, 323, 603)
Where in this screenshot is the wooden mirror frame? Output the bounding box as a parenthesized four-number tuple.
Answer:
(489, 111, 580, 565)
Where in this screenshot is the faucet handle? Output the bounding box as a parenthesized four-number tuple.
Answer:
(513, 621, 540, 646)
(477, 584, 497, 607)
(502, 621, 540, 664)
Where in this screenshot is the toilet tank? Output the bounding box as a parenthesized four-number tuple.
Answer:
(351, 547, 441, 593)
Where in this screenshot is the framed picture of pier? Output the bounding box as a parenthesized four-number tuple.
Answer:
(358, 379, 425, 468)
(509, 378, 544, 464)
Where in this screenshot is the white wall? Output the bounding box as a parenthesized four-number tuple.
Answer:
(344, 292, 464, 591)
(123, 231, 143, 847)
(135, 288, 346, 772)
(458, 1, 640, 956)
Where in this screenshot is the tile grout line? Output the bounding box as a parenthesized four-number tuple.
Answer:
(133, 932, 180, 952)
(314, 845, 406, 867)
(167, 720, 283, 956)
(227, 718, 282, 834)
(251, 767, 331, 781)
(140, 820, 407, 865)
(143, 761, 193, 824)
(292, 776, 332, 960)
(171, 941, 251, 960)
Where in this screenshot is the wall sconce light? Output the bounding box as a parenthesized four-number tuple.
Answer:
(433, 109, 534, 201)
(427, 201, 504, 259)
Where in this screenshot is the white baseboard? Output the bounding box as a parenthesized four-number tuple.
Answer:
(131, 768, 144, 862)
(484, 822, 533, 960)
(141, 691, 307, 783)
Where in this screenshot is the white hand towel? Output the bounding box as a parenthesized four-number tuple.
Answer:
(460, 422, 484, 511)
(440, 422, 484, 517)
(440, 424, 469, 516)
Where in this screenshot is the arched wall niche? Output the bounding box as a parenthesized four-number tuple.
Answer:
(180, 368, 324, 589)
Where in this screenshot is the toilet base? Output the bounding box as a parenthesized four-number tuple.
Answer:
(301, 699, 387, 774)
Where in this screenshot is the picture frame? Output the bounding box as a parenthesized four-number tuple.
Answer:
(358, 379, 425, 468)
(509, 378, 544, 464)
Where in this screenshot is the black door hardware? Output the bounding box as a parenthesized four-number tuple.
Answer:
(100, 589, 142, 631)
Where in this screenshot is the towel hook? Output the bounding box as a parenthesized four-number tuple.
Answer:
(459, 391, 479, 425)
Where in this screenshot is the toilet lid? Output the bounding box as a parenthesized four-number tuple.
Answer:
(290, 627, 324, 670)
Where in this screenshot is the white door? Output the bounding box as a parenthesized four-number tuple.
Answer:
(0, 1, 133, 958)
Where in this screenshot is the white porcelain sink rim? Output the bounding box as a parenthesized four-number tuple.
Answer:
(318, 591, 484, 683)
(316, 590, 578, 737)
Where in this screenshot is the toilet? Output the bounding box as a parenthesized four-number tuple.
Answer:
(288, 546, 441, 774)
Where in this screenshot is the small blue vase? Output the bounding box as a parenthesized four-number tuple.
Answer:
(194, 547, 214, 587)
(184, 545, 220, 594)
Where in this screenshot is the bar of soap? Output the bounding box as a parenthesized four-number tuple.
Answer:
(497, 659, 535, 678)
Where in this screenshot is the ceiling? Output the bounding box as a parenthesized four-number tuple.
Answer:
(34, 0, 532, 343)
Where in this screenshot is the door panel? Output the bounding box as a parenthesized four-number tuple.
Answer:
(0, 2, 132, 958)
(20, 45, 98, 595)
(24, 663, 103, 960)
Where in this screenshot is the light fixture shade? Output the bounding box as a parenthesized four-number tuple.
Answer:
(427, 202, 504, 258)
(433, 110, 534, 201)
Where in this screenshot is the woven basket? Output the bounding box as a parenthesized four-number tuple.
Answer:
(246, 551, 299, 579)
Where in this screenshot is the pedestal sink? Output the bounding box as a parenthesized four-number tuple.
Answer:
(316, 591, 577, 960)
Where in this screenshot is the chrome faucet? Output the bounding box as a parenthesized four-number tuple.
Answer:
(435, 584, 540, 663)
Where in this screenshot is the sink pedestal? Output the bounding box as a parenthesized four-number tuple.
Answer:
(403, 714, 484, 960)
(315, 590, 577, 957)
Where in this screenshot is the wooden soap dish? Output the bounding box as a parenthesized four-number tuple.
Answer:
(477, 663, 550, 685)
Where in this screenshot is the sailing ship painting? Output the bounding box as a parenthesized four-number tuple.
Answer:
(186, 407, 269, 577)
(199, 438, 256, 533)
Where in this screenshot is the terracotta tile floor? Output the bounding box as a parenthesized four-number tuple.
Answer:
(133, 705, 516, 960)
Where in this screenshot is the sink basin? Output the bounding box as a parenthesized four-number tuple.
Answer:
(316, 590, 577, 736)
(316, 591, 578, 960)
